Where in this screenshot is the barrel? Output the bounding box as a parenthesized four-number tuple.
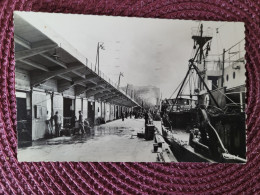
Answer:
(145, 124, 155, 140)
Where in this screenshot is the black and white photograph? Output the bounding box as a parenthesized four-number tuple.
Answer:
(15, 11, 246, 163)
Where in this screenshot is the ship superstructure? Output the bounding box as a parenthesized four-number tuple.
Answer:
(161, 24, 246, 163)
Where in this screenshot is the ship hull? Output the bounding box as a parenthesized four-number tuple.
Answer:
(162, 125, 214, 163)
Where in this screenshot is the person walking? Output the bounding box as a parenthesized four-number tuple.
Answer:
(53, 111, 62, 137)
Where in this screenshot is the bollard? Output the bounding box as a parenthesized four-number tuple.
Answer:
(157, 142, 162, 147)
(153, 143, 159, 152)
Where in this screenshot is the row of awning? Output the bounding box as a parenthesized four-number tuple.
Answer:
(14, 13, 139, 108)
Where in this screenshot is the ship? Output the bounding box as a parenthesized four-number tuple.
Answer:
(161, 24, 246, 163)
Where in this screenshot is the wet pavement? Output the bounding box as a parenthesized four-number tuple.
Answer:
(18, 118, 159, 162)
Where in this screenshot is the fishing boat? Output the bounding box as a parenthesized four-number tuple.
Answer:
(161, 24, 246, 163)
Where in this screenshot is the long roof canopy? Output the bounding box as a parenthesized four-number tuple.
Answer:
(14, 13, 139, 108)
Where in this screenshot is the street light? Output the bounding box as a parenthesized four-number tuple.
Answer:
(95, 42, 105, 75)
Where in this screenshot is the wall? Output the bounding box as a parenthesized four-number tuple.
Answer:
(101, 102, 106, 119)
(82, 98, 88, 120)
(117, 106, 121, 118)
(53, 94, 63, 122)
(19, 71, 131, 139)
(15, 68, 30, 91)
(224, 62, 246, 89)
(37, 79, 57, 92)
(95, 101, 101, 119)
(46, 94, 52, 120)
(31, 90, 48, 140)
(105, 103, 110, 122)
(63, 87, 75, 98)
(75, 98, 82, 119)
(109, 104, 115, 121)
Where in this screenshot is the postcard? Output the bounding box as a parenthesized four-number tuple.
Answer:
(15, 11, 246, 163)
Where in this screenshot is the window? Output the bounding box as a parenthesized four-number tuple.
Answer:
(226, 74, 229, 82)
(233, 72, 236, 79)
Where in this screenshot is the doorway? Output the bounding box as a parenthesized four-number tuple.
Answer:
(63, 98, 74, 117)
(63, 97, 74, 127)
(16, 92, 32, 147)
(116, 106, 119, 119)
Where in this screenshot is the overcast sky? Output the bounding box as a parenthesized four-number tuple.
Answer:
(16, 12, 245, 98)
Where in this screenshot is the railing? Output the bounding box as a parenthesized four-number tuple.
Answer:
(85, 61, 138, 104)
(86, 62, 118, 89)
(191, 27, 213, 37)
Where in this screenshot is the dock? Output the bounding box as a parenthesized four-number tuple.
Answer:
(18, 118, 177, 162)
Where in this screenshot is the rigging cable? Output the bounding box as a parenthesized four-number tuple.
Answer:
(192, 70, 197, 94)
(179, 74, 190, 97)
(226, 39, 245, 51)
(169, 77, 185, 99)
(169, 74, 190, 111)
(211, 83, 237, 105)
(189, 71, 192, 98)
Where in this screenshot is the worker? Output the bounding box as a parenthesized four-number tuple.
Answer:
(144, 110, 149, 126)
(78, 111, 84, 134)
(52, 111, 62, 137)
(122, 111, 125, 121)
(84, 118, 90, 132)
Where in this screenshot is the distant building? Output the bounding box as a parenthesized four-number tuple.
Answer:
(122, 85, 160, 109)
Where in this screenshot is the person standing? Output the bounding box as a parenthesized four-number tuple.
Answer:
(78, 111, 84, 134)
(122, 111, 125, 121)
(144, 110, 149, 126)
(71, 113, 76, 128)
(53, 111, 62, 137)
(71, 113, 77, 135)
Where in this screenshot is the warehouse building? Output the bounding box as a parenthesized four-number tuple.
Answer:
(14, 14, 138, 143)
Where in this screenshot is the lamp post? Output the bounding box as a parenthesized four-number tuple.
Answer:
(95, 42, 105, 75)
(126, 84, 129, 95)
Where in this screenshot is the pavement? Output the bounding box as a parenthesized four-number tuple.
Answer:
(17, 118, 159, 162)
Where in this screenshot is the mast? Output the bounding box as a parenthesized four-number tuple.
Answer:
(199, 24, 204, 63)
(222, 49, 225, 87)
(192, 24, 212, 64)
(172, 24, 220, 110)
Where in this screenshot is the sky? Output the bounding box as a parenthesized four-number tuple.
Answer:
(16, 12, 245, 99)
